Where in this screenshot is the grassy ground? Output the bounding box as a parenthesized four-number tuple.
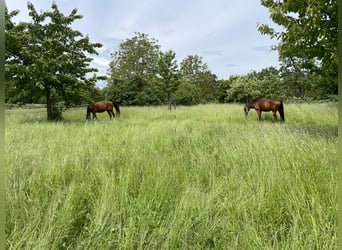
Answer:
(5, 103, 337, 249)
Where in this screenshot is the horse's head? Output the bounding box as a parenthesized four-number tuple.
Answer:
(243, 106, 249, 116)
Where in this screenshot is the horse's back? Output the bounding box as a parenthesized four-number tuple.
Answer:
(254, 98, 281, 111)
(93, 101, 113, 112)
(96, 100, 111, 106)
(266, 98, 281, 106)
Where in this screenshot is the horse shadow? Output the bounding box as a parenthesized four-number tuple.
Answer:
(249, 113, 283, 123)
(288, 124, 337, 139)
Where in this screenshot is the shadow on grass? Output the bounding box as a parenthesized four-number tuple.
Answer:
(245, 113, 284, 123)
(287, 124, 337, 139)
(17, 115, 89, 125)
(243, 114, 337, 139)
(18, 117, 121, 126)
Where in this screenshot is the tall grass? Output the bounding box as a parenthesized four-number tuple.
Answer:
(5, 103, 337, 249)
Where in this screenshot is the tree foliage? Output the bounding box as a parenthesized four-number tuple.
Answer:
(106, 35, 217, 106)
(218, 67, 286, 103)
(5, 2, 102, 120)
(155, 50, 180, 109)
(179, 55, 217, 104)
(106, 32, 162, 105)
(109, 32, 160, 81)
(258, 0, 337, 95)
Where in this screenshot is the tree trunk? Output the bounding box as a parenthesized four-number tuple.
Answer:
(45, 87, 53, 120)
(300, 88, 305, 103)
(167, 93, 171, 111)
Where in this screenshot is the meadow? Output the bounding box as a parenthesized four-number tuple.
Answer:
(5, 103, 337, 249)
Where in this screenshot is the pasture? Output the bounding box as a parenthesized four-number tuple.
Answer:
(5, 103, 337, 249)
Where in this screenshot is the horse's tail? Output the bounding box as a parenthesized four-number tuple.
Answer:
(111, 100, 120, 117)
(86, 105, 91, 119)
(279, 100, 285, 122)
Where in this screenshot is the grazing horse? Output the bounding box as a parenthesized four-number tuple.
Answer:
(86, 100, 120, 120)
(244, 98, 285, 122)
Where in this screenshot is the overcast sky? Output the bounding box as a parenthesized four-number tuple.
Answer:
(6, 0, 280, 88)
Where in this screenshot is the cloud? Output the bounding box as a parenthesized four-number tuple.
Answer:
(252, 46, 272, 52)
(6, 0, 280, 81)
(226, 63, 239, 68)
(202, 50, 225, 57)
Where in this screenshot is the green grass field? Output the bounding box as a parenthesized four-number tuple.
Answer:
(5, 103, 337, 249)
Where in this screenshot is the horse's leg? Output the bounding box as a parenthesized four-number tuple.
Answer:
(107, 110, 112, 119)
(92, 112, 98, 120)
(256, 110, 262, 121)
(273, 111, 277, 121)
(109, 109, 115, 119)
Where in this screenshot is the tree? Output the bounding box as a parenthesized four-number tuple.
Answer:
(179, 55, 216, 104)
(5, 6, 27, 103)
(175, 81, 201, 105)
(250, 67, 285, 99)
(258, 0, 337, 95)
(180, 55, 209, 82)
(196, 71, 217, 102)
(216, 77, 236, 103)
(5, 2, 102, 120)
(226, 76, 261, 103)
(155, 50, 180, 110)
(280, 57, 314, 100)
(223, 67, 285, 103)
(280, 57, 332, 100)
(109, 32, 160, 81)
(107, 32, 161, 105)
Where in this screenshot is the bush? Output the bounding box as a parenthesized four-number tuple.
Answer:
(49, 102, 67, 121)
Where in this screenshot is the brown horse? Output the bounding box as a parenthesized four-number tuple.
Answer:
(244, 98, 284, 122)
(86, 100, 120, 120)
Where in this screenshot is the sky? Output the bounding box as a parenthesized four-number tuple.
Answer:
(6, 0, 280, 88)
